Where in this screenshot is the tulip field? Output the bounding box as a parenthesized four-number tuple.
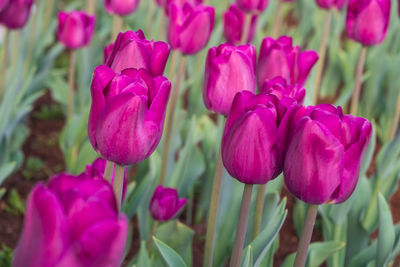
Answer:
(1, 0, 400, 266)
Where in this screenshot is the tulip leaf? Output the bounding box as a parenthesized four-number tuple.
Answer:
(136, 241, 151, 267)
(376, 193, 395, 267)
(153, 237, 187, 267)
(0, 161, 16, 185)
(348, 241, 377, 267)
(242, 245, 253, 267)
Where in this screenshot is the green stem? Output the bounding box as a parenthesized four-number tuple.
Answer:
(146, 0, 156, 35)
(230, 184, 253, 267)
(271, 0, 283, 38)
(159, 52, 185, 185)
(43, 0, 55, 32)
(252, 184, 267, 239)
(0, 29, 9, 100)
(104, 160, 115, 183)
(350, 47, 367, 116)
(240, 12, 252, 45)
(390, 87, 400, 140)
(157, 12, 167, 41)
(86, 0, 97, 14)
(113, 164, 125, 211)
(147, 221, 159, 251)
(112, 15, 123, 41)
(294, 204, 318, 267)
(67, 50, 76, 118)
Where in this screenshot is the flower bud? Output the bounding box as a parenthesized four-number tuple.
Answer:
(346, 0, 391, 46)
(105, 0, 139, 16)
(257, 36, 318, 87)
(88, 66, 171, 165)
(236, 0, 268, 13)
(0, 0, 33, 29)
(284, 104, 372, 204)
(167, 3, 215, 55)
(316, 0, 347, 9)
(261, 76, 305, 106)
(57, 11, 95, 50)
(203, 43, 257, 116)
(223, 4, 258, 45)
(149, 185, 187, 221)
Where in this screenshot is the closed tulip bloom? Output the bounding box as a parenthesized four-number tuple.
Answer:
(167, 3, 215, 55)
(223, 4, 258, 45)
(88, 65, 171, 165)
(106, 30, 170, 77)
(13, 174, 128, 267)
(346, 0, 390, 46)
(284, 104, 372, 204)
(221, 91, 296, 184)
(103, 42, 114, 64)
(57, 11, 95, 50)
(0, 0, 33, 29)
(236, 0, 268, 13)
(261, 76, 305, 106)
(316, 0, 347, 9)
(149, 185, 187, 221)
(257, 36, 318, 87)
(203, 43, 257, 116)
(105, 0, 139, 16)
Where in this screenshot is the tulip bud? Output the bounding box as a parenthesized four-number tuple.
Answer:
(261, 76, 305, 106)
(0, 0, 33, 29)
(284, 104, 372, 204)
(203, 43, 257, 116)
(103, 42, 114, 64)
(316, 0, 347, 9)
(257, 36, 318, 87)
(13, 174, 128, 267)
(167, 3, 215, 55)
(106, 30, 171, 77)
(105, 0, 139, 16)
(88, 65, 171, 166)
(236, 0, 268, 13)
(346, 0, 391, 46)
(221, 91, 296, 184)
(57, 11, 95, 50)
(223, 4, 258, 45)
(149, 185, 187, 221)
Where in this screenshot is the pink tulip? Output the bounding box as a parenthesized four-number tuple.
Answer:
(257, 36, 318, 87)
(203, 43, 257, 116)
(105, 0, 139, 16)
(106, 30, 171, 77)
(316, 0, 347, 9)
(88, 66, 171, 165)
(0, 0, 33, 29)
(149, 185, 187, 221)
(261, 76, 305, 106)
(13, 173, 128, 267)
(103, 42, 114, 64)
(346, 0, 390, 46)
(223, 4, 258, 45)
(167, 3, 215, 55)
(236, 0, 268, 13)
(57, 11, 95, 50)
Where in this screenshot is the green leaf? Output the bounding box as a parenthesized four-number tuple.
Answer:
(0, 161, 16, 185)
(137, 241, 151, 267)
(348, 241, 377, 267)
(376, 193, 395, 267)
(153, 237, 187, 267)
(242, 245, 253, 267)
(0, 244, 13, 267)
(6, 189, 25, 215)
(307, 241, 346, 267)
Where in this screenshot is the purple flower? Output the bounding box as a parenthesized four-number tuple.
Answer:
(0, 0, 33, 29)
(88, 66, 171, 165)
(261, 76, 305, 106)
(257, 36, 318, 87)
(236, 0, 268, 12)
(167, 3, 215, 55)
(149, 185, 187, 221)
(105, 0, 139, 16)
(106, 30, 171, 77)
(346, 0, 391, 46)
(316, 0, 347, 9)
(57, 11, 95, 50)
(13, 174, 128, 267)
(203, 43, 257, 116)
(223, 4, 258, 45)
(284, 104, 372, 204)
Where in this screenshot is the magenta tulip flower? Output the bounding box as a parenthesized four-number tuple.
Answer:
(261, 76, 305, 106)
(346, 0, 390, 46)
(203, 43, 257, 116)
(105, 0, 139, 16)
(257, 36, 318, 87)
(149, 185, 187, 221)
(284, 104, 372, 204)
(106, 30, 170, 77)
(0, 0, 33, 29)
(223, 4, 258, 45)
(103, 42, 114, 64)
(221, 91, 296, 184)
(167, 3, 215, 55)
(88, 66, 171, 165)
(236, 0, 268, 13)
(57, 11, 95, 50)
(13, 174, 128, 267)
(316, 0, 347, 9)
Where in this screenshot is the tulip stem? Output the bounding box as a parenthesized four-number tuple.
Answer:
(312, 10, 332, 105)
(240, 13, 252, 45)
(25, 7, 39, 74)
(157, 13, 167, 41)
(350, 47, 367, 116)
(0, 29, 9, 100)
(113, 164, 125, 211)
(159, 52, 185, 186)
(271, 0, 283, 38)
(252, 184, 267, 239)
(146, 0, 156, 36)
(43, 0, 55, 32)
(67, 50, 76, 118)
(104, 160, 115, 183)
(203, 120, 226, 267)
(147, 221, 159, 251)
(11, 32, 19, 69)
(294, 204, 318, 267)
(390, 88, 400, 140)
(112, 15, 123, 40)
(230, 184, 253, 267)
(86, 0, 97, 15)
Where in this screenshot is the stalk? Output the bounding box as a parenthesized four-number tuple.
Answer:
(159, 52, 185, 185)
(293, 204, 319, 267)
(43, 0, 55, 32)
(252, 184, 267, 238)
(0, 29, 9, 99)
(147, 221, 159, 251)
(271, 0, 283, 38)
(112, 15, 123, 40)
(230, 184, 253, 267)
(312, 10, 332, 105)
(12, 32, 19, 68)
(240, 12, 252, 45)
(350, 47, 367, 116)
(113, 165, 125, 211)
(67, 50, 76, 118)
(104, 160, 115, 183)
(86, 0, 97, 15)
(389, 89, 400, 140)
(146, 0, 156, 35)
(157, 13, 167, 41)
(25, 6, 39, 74)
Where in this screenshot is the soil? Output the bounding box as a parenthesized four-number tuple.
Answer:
(1, 92, 400, 266)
